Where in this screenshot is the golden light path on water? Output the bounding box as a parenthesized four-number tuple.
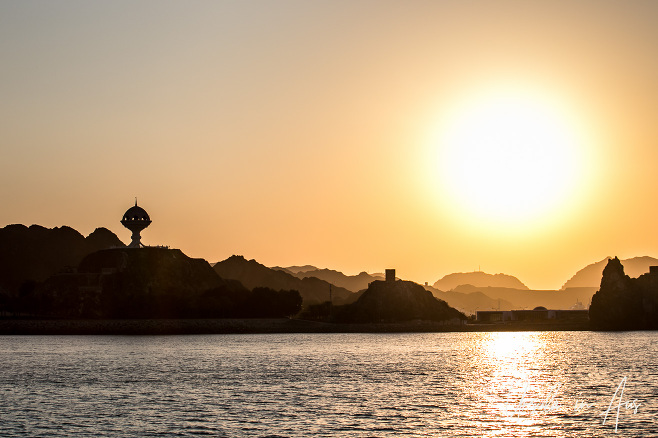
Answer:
(477, 333, 556, 436)
(448, 332, 586, 437)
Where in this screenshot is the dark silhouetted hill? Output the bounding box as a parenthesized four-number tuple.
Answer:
(281, 268, 383, 292)
(561, 256, 658, 289)
(21, 248, 301, 319)
(589, 257, 658, 330)
(0, 224, 124, 295)
(214, 256, 357, 305)
(334, 280, 465, 323)
(80, 247, 222, 290)
(85, 227, 124, 252)
(35, 247, 226, 318)
(433, 271, 528, 291)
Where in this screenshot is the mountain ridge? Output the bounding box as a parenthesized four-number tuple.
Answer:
(214, 256, 357, 305)
(561, 256, 658, 289)
(276, 267, 383, 292)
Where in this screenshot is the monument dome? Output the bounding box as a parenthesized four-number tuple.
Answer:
(121, 200, 151, 248)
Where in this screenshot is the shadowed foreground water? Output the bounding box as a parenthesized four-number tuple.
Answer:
(0, 332, 656, 437)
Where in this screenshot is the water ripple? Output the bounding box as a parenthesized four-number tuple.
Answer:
(0, 332, 657, 436)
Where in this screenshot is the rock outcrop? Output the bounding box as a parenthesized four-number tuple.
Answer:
(561, 256, 658, 290)
(589, 257, 658, 329)
(335, 280, 466, 323)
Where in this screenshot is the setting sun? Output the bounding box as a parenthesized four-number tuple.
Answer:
(1, 0, 656, 290)
(431, 87, 588, 228)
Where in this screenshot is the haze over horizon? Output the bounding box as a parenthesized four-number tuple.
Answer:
(3, 1, 658, 290)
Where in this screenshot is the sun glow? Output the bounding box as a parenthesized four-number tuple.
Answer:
(428, 87, 590, 230)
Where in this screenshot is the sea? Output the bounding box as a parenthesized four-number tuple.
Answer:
(0, 331, 656, 437)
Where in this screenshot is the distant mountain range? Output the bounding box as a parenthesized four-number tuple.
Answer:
(561, 256, 658, 289)
(215, 256, 358, 305)
(272, 267, 383, 292)
(270, 264, 601, 313)
(433, 271, 528, 291)
(449, 285, 597, 311)
(272, 265, 319, 274)
(272, 264, 586, 313)
(422, 285, 515, 314)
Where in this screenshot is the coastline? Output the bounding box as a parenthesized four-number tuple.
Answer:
(0, 318, 591, 335)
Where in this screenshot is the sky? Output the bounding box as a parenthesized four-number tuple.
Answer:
(2, 1, 658, 290)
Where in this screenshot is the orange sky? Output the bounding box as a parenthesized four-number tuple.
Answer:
(2, 1, 658, 290)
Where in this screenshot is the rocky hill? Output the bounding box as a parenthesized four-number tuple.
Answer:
(0, 224, 124, 294)
(215, 256, 357, 305)
(21, 248, 301, 319)
(334, 280, 465, 323)
(79, 247, 223, 291)
(433, 271, 528, 291)
(32, 247, 228, 318)
(589, 257, 658, 329)
(561, 256, 658, 289)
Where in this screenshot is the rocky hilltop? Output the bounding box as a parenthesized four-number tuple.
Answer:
(433, 271, 528, 291)
(334, 279, 466, 323)
(589, 257, 658, 329)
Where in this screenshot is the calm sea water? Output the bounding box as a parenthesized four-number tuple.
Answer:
(0, 332, 656, 437)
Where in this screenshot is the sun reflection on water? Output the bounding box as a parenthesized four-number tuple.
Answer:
(451, 332, 576, 437)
